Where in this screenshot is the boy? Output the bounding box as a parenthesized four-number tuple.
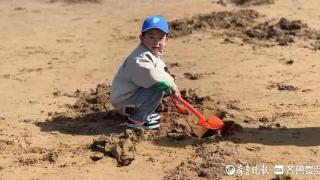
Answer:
(110, 15, 180, 129)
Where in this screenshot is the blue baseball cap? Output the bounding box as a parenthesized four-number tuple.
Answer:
(141, 15, 169, 34)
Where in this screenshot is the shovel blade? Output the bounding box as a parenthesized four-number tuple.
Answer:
(206, 115, 224, 130)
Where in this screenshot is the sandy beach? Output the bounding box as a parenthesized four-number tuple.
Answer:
(0, 0, 319, 179)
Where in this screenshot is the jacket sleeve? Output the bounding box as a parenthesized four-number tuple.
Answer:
(130, 58, 177, 91)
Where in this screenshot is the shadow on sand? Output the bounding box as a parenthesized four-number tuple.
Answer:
(36, 112, 320, 147)
(153, 126, 320, 147)
(36, 111, 127, 136)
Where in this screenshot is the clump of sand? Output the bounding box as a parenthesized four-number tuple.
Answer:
(48, 0, 101, 4)
(230, 0, 274, 6)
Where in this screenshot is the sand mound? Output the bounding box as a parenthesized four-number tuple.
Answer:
(66, 83, 112, 114)
(245, 17, 317, 46)
(267, 81, 299, 91)
(170, 10, 320, 47)
(40, 84, 242, 166)
(48, 0, 101, 4)
(169, 9, 260, 38)
(165, 144, 237, 179)
(230, 0, 274, 6)
(61, 84, 240, 138)
(37, 84, 126, 135)
(89, 129, 143, 166)
(63, 84, 212, 137)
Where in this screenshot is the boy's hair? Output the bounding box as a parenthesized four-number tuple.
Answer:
(141, 31, 169, 37)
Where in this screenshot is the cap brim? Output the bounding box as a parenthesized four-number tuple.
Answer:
(142, 27, 168, 34)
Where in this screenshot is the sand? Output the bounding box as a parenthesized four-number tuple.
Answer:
(0, 0, 319, 179)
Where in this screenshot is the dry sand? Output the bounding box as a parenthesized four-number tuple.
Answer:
(0, 0, 320, 179)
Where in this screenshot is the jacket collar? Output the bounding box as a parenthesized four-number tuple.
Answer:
(139, 43, 162, 59)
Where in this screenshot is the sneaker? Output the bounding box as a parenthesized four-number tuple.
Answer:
(147, 113, 161, 122)
(127, 116, 160, 130)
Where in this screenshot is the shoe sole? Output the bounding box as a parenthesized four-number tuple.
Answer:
(127, 123, 160, 129)
(127, 113, 161, 129)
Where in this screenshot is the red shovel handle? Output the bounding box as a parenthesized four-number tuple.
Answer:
(169, 96, 189, 114)
(172, 94, 224, 130)
(173, 95, 206, 122)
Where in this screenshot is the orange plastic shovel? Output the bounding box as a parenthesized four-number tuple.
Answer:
(172, 94, 224, 130)
(169, 96, 189, 114)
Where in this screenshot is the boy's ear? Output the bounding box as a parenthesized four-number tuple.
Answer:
(139, 34, 143, 42)
(165, 34, 169, 41)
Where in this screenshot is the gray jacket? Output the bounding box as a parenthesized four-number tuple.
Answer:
(110, 44, 177, 110)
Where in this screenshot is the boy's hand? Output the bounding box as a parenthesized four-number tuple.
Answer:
(169, 71, 177, 80)
(169, 93, 189, 114)
(165, 67, 177, 80)
(175, 90, 181, 98)
(173, 88, 181, 97)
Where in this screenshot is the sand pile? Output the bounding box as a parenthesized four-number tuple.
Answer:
(170, 9, 320, 47)
(230, 0, 274, 6)
(169, 9, 260, 38)
(48, 0, 101, 4)
(41, 83, 242, 166)
(165, 144, 238, 179)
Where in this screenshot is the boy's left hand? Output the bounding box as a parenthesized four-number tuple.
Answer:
(170, 72, 177, 80)
(166, 67, 177, 80)
(169, 93, 188, 114)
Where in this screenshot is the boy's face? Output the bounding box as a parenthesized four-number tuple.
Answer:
(140, 29, 168, 56)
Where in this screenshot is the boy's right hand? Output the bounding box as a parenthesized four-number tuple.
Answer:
(172, 87, 181, 97)
(169, 93, 188, 114)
